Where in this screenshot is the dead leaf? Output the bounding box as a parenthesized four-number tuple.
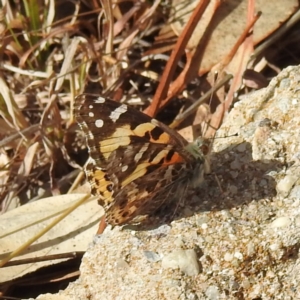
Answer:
(0, 194, 100, 283)
(170, 0, 299, 74)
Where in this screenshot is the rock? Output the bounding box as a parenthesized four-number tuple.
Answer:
(44, 65, 300, 299)
(161, 249, 200, 276)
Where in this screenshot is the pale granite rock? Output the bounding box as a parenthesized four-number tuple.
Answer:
(38, 65, 300, 300)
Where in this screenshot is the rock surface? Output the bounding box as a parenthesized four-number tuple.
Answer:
(36, 65, 300, 300)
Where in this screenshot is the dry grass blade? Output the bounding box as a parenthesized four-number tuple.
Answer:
(0, 77, 28, 130)
(169, 74, 233, 129)
(0, 124, 39, 148)
(144, 0, 211, 117)
(2, 252, 82, 268)
(0, 194, 90, 268)
(222, 9, 261, 112)
(251, 8, 300, 62)
(116, 0, 160, 61)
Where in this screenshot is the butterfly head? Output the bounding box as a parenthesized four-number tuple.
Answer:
(184, 137, 212, 189)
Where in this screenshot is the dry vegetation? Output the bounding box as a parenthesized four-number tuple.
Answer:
(0, 0, 300, 297)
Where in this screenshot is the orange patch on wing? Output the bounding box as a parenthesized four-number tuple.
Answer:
(134, 123, 171, 143)
(165, 151, 185, 164)
(99, 123, 172, 159)
(92, 169, 114, 202)
(121, 150, 184, 187)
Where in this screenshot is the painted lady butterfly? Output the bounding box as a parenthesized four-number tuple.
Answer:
(75, 94, 210, 226)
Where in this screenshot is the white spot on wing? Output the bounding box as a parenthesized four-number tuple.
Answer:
(95, 119, 104, 128)
(134, 152, 143, 162)
(95, 97, 106, 103)
(89, 104, 93, 109)
(134, 144, 149, 162)
(121, 165, 128, 172)
(89, 112, 94, 117)
(109, 104, 127, 122)
(87, 157, 96, 165)
(87, 132, 94, 139)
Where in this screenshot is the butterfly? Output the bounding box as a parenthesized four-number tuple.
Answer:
(75, 94, 210, 226)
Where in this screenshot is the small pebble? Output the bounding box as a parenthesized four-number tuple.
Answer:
(205, 285, 220, 300)
(270, 216, 291, 228)
(144, 251, 161, 263)
(162, 249, 200, 276)
(276, 175, 298, 195)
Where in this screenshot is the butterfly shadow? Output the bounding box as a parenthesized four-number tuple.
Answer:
(125, 141, 284, 231)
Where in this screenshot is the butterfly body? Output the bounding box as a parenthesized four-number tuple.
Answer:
(75, 94, 208, 225)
